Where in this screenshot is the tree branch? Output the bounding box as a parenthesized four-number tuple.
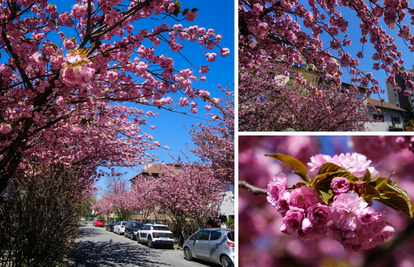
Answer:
(239, 180, 267, 195)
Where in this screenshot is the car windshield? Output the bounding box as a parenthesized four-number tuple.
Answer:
(131, 222, 141, 227)
(227, 231, 234, 242)
(153, 226, 169, 231)
(122, 222, 127, 225)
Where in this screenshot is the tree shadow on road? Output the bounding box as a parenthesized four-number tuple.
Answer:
(68, 227, 222, 267)
(68, 238, 171, 267)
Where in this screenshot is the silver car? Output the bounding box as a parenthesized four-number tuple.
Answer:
(183, 228, 234, 267)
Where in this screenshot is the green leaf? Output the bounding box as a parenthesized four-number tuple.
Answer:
(363, 168, 371, 183)
(319, 189, 334, 205)
(265, 154, 309, 183)
(374, 177, 414, 218)
(182, 8, 189, 15)
(312, 163, 363, 185)
(317, 162, 347, 175)
(171, 1, 182, 17)
(364, 183, 381, 200)
(371, 173, 381, 182)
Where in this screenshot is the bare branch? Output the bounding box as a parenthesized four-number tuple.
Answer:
(239, 180, 267, 196)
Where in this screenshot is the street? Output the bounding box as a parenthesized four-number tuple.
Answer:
(67, 224, 220, 267)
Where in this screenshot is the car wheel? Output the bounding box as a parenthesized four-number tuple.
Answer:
(125, 232, 128, 238)
(148, 237, 153, 248)
(220, 255, 233, 267)
(184, 247, 193, 261)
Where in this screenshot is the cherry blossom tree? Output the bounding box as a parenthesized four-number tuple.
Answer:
(93, 179, 134, 220)
(146, 163, 223, 245)
(239, 0, 414, 131)
(239, 66, 374, 131)
(0, 0, 230, 193)
(128, 183, 157, 222)
(187, 84, 234, 183)
(91, 198, 113, 216)
(94, 162, 223, 245)
(239, 136, 414, 267)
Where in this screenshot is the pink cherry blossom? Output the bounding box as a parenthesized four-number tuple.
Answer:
(0, 124, 12, 135)
(185, 10, 197, 22)
(280, 207, 304, 235)
(289, 186, 320, 210)
(267, 171, 287, 207)
(331, 191, 368, 231)
(307, 203, 332, 228)
(206, 52, 217, 62)
(308, 152, 377, 177)
(220, 48, 230, 57)
(330, 177, 350, 194)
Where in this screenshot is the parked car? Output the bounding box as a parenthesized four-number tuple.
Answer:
(137, 223, 174, 248)
(113, 221, 127, 235)
(93, 219, 104, 227)
(124, 221, 143, 240)
(106, 221, 116, 232)
(183, 228, 234, 267)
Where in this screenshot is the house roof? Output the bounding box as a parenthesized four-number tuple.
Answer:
(367, 98, 407, 112)
(140, 163, 180, 175)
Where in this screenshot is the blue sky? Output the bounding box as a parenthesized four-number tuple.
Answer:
(296, 2, 414, 102)
(332, 5, 414, 101)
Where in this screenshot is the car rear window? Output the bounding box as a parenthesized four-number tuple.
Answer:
(153, 226, 169, 231)
(227, 231, 234, 242)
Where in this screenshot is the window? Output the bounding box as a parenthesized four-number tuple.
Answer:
(373, 114, 384, 121)
(196, 230, 210, 241)
(153, 226, 169, 231)
(210, 231, 222, 240)
(392, 117, 401, 123)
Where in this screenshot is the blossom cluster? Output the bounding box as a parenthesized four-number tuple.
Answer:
(267, 153, 396, 252)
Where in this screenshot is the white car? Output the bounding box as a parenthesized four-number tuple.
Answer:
(137, 223, 174, 248)
(113, 221, 127, 234)
(183, 228, 234, 267)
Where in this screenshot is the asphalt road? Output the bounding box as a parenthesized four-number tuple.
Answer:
(67, 224, 220, 267)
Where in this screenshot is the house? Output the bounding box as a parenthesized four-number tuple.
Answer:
(130, 162, 179, 183)
(364, 98, 406, 131)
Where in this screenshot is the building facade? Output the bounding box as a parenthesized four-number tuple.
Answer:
(365, 98, 405, 131)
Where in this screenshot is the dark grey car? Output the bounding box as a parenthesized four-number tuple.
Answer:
(106, 221, 116, 232)
(183, 228, 234, 267)
(124, 221, 143, 240)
